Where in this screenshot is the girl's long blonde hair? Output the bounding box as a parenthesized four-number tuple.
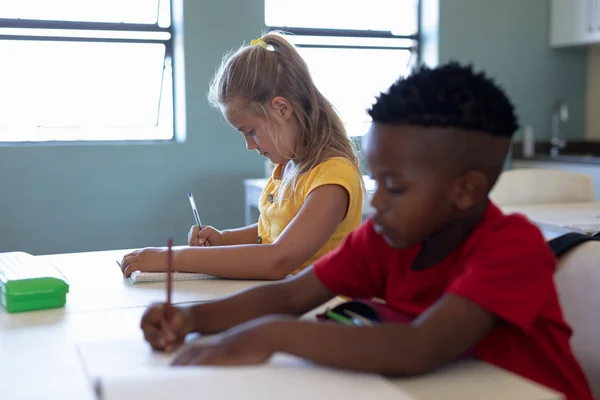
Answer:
(207, 31, 362, 201)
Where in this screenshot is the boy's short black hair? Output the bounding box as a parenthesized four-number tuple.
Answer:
(368, 62, 519, 137)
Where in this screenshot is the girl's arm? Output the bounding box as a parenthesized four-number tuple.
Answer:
(174, 184, 350, 280)
(221, 224, 259, 245)
(190, 224, 258, 246)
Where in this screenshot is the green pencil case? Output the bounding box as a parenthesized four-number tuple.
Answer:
(0, 251, 69, 313)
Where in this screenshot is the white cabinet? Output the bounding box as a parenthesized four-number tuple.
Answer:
(550, 0, 600, 47)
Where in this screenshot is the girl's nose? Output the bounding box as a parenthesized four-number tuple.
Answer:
(245, 137, 257, 151)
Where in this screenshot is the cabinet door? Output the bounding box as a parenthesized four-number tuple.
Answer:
(550, 0, 589, 46)
(595, 0, 600, 37)
(582, 0, 600, 42)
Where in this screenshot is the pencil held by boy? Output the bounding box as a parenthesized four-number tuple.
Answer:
(120, 33, 363, 280)
(140, 63, 593, 399)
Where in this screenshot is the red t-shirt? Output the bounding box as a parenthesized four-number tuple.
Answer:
(314, 202, 592, 400)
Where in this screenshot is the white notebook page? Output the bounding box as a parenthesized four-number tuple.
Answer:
(77, 338, 413, 400)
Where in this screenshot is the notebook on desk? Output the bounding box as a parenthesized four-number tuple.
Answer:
(116, 261, 218, 284)
(77, 338, 413, 400)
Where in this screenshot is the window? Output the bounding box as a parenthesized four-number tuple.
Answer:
(0, 0, 175, 142)
(265, 0, 420, 137)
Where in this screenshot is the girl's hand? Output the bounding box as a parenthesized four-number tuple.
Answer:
(120, 247, 170, 277)
(188, 225, 226, 247)
(171, 316, 285, 366)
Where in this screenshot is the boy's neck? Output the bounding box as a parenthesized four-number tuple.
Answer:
(411, 201, 488, 271)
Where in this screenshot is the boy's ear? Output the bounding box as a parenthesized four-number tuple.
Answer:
(270, 96, 293, 121)
(451, 170, 489, 210)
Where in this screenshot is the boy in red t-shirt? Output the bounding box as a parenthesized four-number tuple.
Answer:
(140, 63, 593, 399)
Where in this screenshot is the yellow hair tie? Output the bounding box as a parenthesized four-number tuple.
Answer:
(251, 38, 268, 48)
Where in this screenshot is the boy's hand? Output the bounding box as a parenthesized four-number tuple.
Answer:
(170, 316, 286, 366)
(141, 303, 194, 352)
(188, 225, 225, 247)
(120, 248, 169, 277)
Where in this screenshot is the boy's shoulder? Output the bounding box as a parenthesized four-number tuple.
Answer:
(445, 202, 560, 335)
(459, 201, 556, 272)
(468, 201, 549, 249)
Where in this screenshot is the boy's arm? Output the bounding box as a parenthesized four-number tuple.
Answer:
(267, 220, 552, 375)
(174, 293, 495, 374)
(187, 267, 336, 334)
(269, 294, 495, 375)
(221, 224, 259, 245)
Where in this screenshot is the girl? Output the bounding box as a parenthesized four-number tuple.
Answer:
(120, 32, 363, 280)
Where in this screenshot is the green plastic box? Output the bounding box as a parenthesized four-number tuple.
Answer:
(0, 252, 69, 313)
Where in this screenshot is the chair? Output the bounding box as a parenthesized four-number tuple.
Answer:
(490, 169, 595, 206)
(555, 241, 600, 398)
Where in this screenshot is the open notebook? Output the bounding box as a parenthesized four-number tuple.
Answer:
(77, 338, 413, 400)
(116, 261, 218, 284)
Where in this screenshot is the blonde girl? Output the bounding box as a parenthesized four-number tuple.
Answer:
(121, 32, 363, 280)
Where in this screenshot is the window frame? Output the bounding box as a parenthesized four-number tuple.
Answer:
(0, 1, 178, 144)
(265, 26, 420, 55)
(266, 1, 422, 137)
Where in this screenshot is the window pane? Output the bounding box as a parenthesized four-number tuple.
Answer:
(265, 0, 418, 36)
(298, 46, 413, 136)
(0, 0, 162, 24)
(0, 40, 172, 141)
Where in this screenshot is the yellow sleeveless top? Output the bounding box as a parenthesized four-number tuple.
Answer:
(257, 157, 363, 274)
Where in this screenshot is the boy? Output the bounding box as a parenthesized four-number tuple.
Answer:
(140, 63, 593, 399)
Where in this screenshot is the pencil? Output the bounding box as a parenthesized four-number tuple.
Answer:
(325, 310, 354, 325)
(166, 238, 173, 322)
(188, 192, 210, 246)
(188, 192, 203, 228)
(344, 310, 374, 326)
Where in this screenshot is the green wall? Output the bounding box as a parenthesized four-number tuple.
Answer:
(436, 0, 588, 141)
(0, 0, 265, 255)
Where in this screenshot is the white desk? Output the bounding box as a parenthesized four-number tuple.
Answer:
(39, 249, 268, 314)
(243, 177, 376, 225)
(501, 202, 600, 239)
(1, 307, 147, 400)
(0, 250, 563, 399)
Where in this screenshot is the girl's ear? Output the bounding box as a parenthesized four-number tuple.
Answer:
(270, 96, 293, 121)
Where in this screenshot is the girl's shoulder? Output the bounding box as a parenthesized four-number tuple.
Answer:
(307, 156, 358, 174)
(307, 156, 358, 173)
(298, 156, 362, 194)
